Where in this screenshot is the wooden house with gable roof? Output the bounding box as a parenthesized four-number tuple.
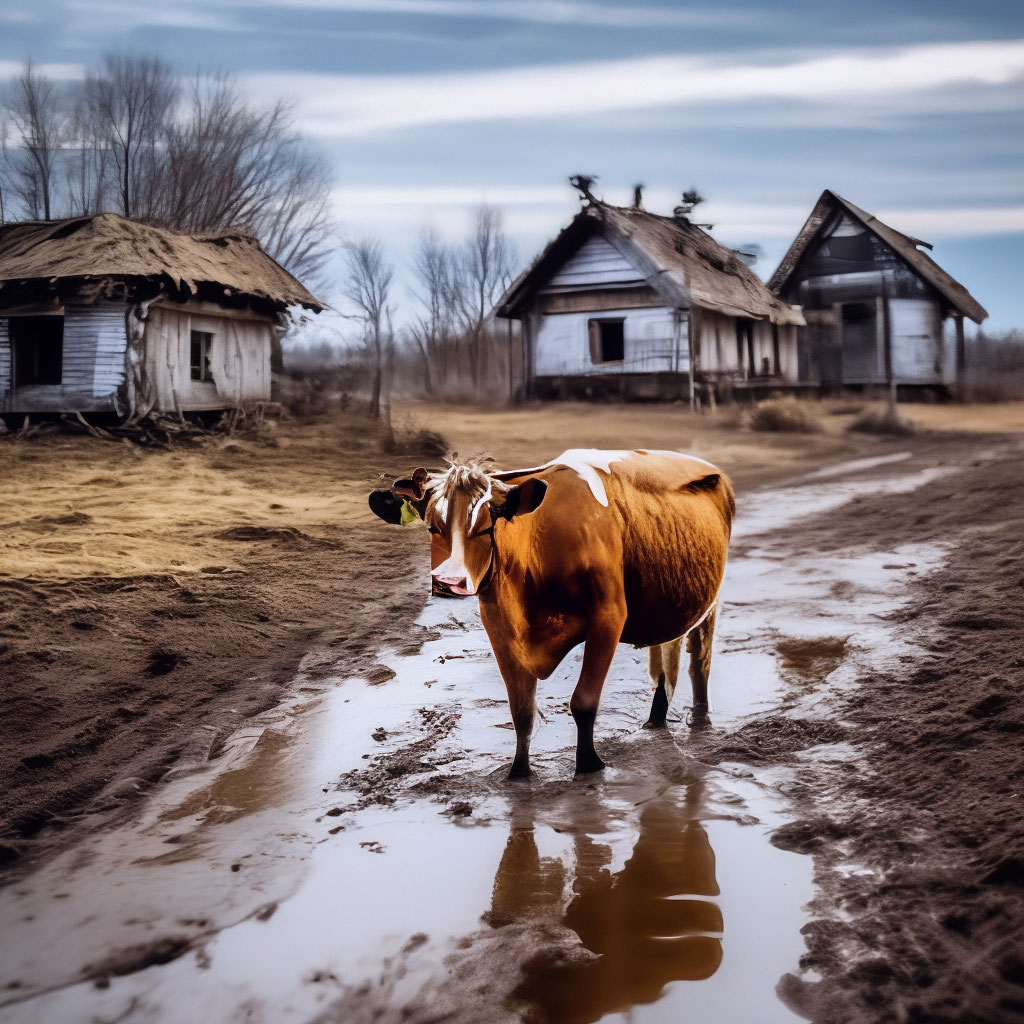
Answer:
(0, 213, 322, 420)
(494, 189, 805, 401)
(769, 190, 987, 392)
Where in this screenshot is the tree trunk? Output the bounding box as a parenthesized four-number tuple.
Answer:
(369, 366, 382, 418)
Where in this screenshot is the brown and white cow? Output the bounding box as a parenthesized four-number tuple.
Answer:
(368, 449, 734, 777)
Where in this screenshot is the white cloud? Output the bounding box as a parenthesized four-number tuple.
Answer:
(0, 60, 84, 81)
(212, 0, 752, 28)
(244, 39, 1024, 138)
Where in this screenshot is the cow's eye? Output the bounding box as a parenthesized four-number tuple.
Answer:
(427, 525, 441, 535)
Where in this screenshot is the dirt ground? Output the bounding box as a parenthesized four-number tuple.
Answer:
(0, 398, 869, 870)
(2, 397, 1023, 1023)
(768, 434, 1024, 1024)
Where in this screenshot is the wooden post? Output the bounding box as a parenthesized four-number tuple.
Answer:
(687, 309, 696, 411)
(881, 274, 896, 413)
(954, 315, 966, 400)
(522, 313, 534, 400)
(507, 319, 515, 404)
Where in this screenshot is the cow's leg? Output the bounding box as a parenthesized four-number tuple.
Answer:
(645, 636, 683, 727)
(489, 639, 538, 779)
(571, 605, 626, 775)
(687, 604, 718, 712)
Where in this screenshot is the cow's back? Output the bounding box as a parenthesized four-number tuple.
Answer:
(605, 451, 733, 647)
(492, 450, 733, 654)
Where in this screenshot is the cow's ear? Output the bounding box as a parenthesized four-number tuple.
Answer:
(368, 489, 404, 524)
(393, 467, 429, 501)
(491, 478, 548, 521)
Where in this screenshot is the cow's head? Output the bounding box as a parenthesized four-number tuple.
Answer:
(368, 462, 547, 597)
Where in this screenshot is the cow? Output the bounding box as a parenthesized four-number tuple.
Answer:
(368, 449, 734, 778)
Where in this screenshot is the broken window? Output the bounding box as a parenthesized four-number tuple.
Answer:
(11, 316, 63, 387)
(588, 319, 625, 364)
(190, 330, 214, 382)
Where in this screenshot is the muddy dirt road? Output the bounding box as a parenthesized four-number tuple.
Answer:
(5, 429, 1017, 1024)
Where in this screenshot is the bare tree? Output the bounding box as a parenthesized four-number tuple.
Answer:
(63, 90, 111, 216)
(159, 73, 333, 281)
(5, 59, 68, 219)
(0, 116, 9, 223)
(343, 238, 394, 419)
(0, 54, 333, 283)
(84, 54, 178, 219)
(454, 204, 516, 387)
(410, 227, 462, 393)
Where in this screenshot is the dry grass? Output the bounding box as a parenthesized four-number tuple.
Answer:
(397, 399, 868, 491)
(0, 412, 411, 583)
(749, 398, 824, 434)
(848, 407, 918, 436)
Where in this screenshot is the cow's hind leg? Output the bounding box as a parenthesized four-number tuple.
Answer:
(687, 604, 718, 714)
(645, 637, 683, 727)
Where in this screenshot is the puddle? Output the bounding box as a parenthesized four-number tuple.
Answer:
(734, 464, 949, 539)
(0, 463, 951, 1024)
(803, 451, 912, 479)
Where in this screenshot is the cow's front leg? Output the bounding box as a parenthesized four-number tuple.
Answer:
(571, 604, 626, 775)
(488, 636, 538, 779)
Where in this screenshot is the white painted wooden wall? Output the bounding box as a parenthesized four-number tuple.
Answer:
(65, 303, 127, 399)
(889, 298, 944, 384)
(0, 305, 126, 411)
(144, 305, 273, 411)
(546, 236, 643, 290)
(0, 319, 9, 406)
(534, 306, 683, 376)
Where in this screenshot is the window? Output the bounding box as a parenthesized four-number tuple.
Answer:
(588, 319, 624, 364)
(11, 316, 63, 387)
(190, 330, 213, 382)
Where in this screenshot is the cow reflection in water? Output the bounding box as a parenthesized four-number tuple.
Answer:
(490, 782, 722, 1024)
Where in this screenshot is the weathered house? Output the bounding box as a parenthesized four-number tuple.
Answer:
(0, 213, 322, 418)
(495, 196, 804, 401)
(769, 190, 987, 391)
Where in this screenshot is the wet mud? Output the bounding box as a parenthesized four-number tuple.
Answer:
(1, 439, 1013, 1023)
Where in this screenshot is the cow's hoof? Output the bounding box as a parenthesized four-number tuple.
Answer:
(687, 706, 711, 731)
(575, 755, 606, 775)
(507, 762, 531, 780)
(642, 717, 667, 729)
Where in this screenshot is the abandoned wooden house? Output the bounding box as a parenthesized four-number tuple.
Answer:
(0, 213, 322, 419)
(769, 190, 987, 392)
(494, 192, 804, 401)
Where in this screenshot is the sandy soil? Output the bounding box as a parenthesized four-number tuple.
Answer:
(2, 398, 1024, 1024)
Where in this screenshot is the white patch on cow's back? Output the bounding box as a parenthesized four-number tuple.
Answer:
(492, 448, 719, 508)
(543, 449, 632, 506)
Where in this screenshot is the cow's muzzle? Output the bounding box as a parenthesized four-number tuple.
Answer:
(432, 573, 474, 597)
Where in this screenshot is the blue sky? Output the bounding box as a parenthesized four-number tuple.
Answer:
(2, 0, 1023, 331)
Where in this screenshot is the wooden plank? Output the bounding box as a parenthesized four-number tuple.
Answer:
(548, 236, 643, 289)
(538, 286, 663, 314)
(0, 318, 10, 406)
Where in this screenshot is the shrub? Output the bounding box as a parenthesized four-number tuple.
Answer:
(848, 407, 918, 436)
(749, 398, 823, 434)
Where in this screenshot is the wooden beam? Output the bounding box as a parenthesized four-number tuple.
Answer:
(955, 314, 966, 400)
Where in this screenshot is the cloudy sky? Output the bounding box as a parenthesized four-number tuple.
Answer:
(3, 0, 1023, 330)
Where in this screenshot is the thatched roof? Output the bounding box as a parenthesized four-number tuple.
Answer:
(496, 201, 804, 327)
(0, 213, 323, 312)
(769, 190, 987, 324)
